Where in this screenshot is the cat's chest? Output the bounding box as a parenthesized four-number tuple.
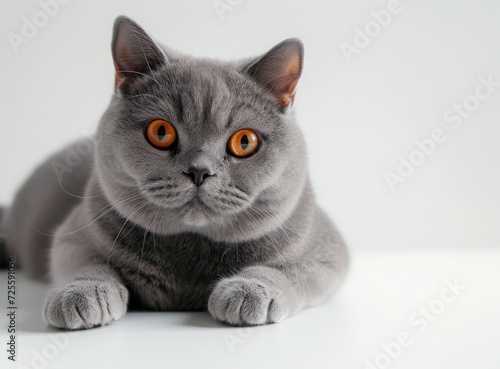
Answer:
(106, 230, 260, 310)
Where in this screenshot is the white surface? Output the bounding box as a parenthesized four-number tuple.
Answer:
(0, 250, 499, 369)
(1, 0, 500, 251)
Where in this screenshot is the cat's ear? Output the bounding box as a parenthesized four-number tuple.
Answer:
(112, 16, 167, 92)
(246, 38, 304, 110)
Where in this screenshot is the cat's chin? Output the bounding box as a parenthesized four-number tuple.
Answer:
(179, 199, 215, 227)
(182, 215, 210, 227)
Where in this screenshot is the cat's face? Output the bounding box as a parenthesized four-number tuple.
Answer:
(95, 17, 308, 238)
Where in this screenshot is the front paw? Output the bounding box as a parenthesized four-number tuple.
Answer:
(43, 280, 128, 330)
(208, 277, 288, 326)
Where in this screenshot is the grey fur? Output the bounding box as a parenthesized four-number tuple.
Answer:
(0, 16, 348, 329)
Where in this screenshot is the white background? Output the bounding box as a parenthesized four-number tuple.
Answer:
(1, 0, 499, 251)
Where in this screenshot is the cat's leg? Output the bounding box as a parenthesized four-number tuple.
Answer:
(42, 209, 129, 330)
(208, 208, 348, 326)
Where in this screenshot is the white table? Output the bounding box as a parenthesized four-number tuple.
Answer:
(1, 250, 498, 369)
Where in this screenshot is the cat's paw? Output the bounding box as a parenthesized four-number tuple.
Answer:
(43, 280, 128, 330)
(208, 277, 288, 326)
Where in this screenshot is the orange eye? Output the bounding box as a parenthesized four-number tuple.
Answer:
(146, 119, 177, 149)
(228, 129, 259, 158)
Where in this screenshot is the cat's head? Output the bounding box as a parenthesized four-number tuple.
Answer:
(95, 16, 309, 240)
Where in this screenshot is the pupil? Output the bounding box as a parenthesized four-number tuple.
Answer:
(157, 125, 166, 141)
(241, 135, 249, 150)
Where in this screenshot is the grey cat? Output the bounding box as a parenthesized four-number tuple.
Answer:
(0, 16, 348, 329)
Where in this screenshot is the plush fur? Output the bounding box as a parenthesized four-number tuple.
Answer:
(0, 16, 348, 329)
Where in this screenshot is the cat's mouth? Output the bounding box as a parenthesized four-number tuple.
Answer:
(140, 178, 252, 225)
(186, 195, 212, 211)
(141, 185, 219, 225)
(179, 196, 217, 226)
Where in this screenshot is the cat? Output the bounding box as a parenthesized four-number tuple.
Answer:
(0, 16, 349, 329)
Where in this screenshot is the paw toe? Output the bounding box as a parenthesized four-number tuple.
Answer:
(43, 280, 128, 330)
(208, 277, 286, 326)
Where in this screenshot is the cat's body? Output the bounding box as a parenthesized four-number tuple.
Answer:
(0, 16, 348, 329)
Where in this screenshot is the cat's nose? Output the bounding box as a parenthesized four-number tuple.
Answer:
(184, 167, 213, 187)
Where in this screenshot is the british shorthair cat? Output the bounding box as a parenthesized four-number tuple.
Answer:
(0, 16, 348, 329)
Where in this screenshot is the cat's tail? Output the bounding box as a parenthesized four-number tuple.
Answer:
(0, 206, 8, 268)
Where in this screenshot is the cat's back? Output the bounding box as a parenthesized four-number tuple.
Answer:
(0, 138, 94, 278)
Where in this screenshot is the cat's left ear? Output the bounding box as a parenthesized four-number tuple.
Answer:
(246, 38, 304, 110)
(112, 16, 167, 92)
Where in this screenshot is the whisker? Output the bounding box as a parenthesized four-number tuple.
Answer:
(106, 201, 150, 267)
(151, 208, 163, 263)
(240, 209, 287, 270)
(134, 211, 156, 296)
(254, 208, 300, 266)
(233, 216, 259, 262)
(33, 194, 142, 237)
(56, 178, 104, 199)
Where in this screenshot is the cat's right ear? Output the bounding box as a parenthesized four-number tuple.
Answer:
(245, 38, 304, 111)
(112, 16, 167, 92)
